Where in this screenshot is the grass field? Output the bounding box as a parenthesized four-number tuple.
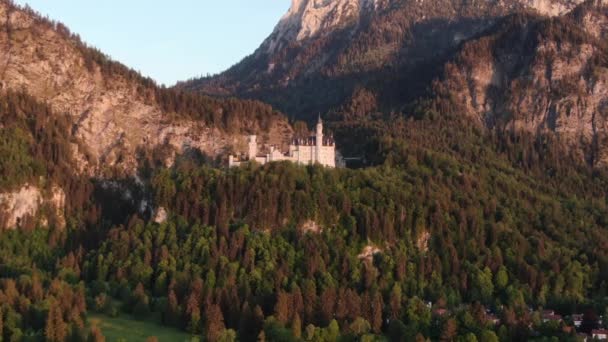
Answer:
(88, 313, 194, 342)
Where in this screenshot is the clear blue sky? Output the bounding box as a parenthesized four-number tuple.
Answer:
(14, 1, 290, 86)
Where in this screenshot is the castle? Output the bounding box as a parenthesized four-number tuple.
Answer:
(229, 117, 337, 168)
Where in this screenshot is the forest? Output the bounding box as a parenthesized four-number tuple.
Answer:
(1, 0, 608, 339)
(1, 86, 608, 341)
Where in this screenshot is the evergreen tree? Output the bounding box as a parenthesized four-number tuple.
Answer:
(274, 291, 291, 325)
(45, 304, 67, 342)
(292, 313, 302, 339)
(205, 304, 225, 342)
(87, 325, 105, 342)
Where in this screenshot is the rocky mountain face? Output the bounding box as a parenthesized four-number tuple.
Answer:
(0, 0, 291, 176)
(265, 0, 384, 53)
(181, 0, 584, 118)
(433, 0, 608, 166)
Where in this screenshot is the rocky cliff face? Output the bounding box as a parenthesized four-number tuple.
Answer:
(0, 0, 291, 176)
(0, 184, 65, 230)
(433, 0, 608, 166)
(267, 0, 581, 51)
(265, 0, 381, 53)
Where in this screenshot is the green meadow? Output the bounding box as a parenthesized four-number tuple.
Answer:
(88, 313, 194, 342)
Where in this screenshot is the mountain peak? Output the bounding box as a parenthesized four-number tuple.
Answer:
(265, 0, 380, 53)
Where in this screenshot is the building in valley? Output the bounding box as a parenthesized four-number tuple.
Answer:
(229, 116, 336, 168)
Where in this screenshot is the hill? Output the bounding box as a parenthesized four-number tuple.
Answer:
(0, 0, 292, 176)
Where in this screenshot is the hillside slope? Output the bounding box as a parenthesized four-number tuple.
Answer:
(432, 0, 608, 166)
(0, 0, 292, 176)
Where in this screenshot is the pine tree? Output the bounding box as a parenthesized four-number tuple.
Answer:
(292, 313, 302, 339)
(274, 291, 291, 325)
(87, 325, 105, 342)
(389, 284, 402, 320)
(45, 304, 67, 342)
(186, 291, 200, 334)
(319, 287, 337, 325)
(252, 305, 265, 337)
(291, 285, 304, 319)
(0, 308, 3, 342)
(440, 318, 458, 341)
(166, 290, 180, 327)
(205, 304, 225, 342)
(371, 291, 384, 334)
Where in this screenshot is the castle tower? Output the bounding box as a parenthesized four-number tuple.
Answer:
(248, 135, 257, 160)
(315, 115, 323, 163)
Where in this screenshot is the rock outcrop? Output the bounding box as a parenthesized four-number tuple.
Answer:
(265, 0, 381, 52)
(0, 184, 65, 230)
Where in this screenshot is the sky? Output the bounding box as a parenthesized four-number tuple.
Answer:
(14, 1, 290, 86)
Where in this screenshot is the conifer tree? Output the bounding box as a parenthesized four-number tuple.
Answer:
(205, 304, 225, 342)
(87, 325, 105, 342)
(274, 291, 291, 325)
(292, 313, 302, 339)
(45, 304, 67, 342)
(0, 308, 3, 342)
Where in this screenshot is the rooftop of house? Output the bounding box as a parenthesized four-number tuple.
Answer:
(543, 314, 563, 321)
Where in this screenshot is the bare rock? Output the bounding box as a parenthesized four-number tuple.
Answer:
(0, 183, 66, 230)
(358, 244, 382, 261)
(153, 207, 168, 224)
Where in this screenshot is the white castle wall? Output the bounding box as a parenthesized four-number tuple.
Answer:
(229, 119, 336, 168)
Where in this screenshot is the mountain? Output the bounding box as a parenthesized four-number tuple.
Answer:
(180, 0, 584, 118)
(181, 0, 608, 167)
(0, 0, 292, 177)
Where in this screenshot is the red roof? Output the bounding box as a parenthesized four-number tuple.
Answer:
(543, 314, 563, 321)
(433, 308, 448, 316)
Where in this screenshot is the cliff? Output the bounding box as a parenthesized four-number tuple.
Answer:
(433, 0, 608, 166)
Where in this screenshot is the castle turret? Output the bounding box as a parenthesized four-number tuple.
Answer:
(315, 115, 323, 163)
(248, 135, 257, 160)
